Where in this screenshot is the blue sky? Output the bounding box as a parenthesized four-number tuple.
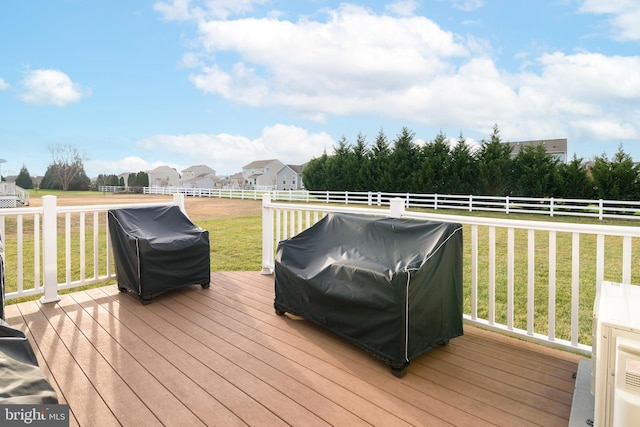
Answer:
(1, 0, 639, 179)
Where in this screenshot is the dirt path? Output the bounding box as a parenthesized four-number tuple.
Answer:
(27, 193, 263, 221)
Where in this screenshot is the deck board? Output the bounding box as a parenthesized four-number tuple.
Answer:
(4, 271, 580, 426)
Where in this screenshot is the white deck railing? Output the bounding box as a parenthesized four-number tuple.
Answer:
(261, 194, 640, 355)
(1, 194, 185, 303)
(4, 192, 638, 356)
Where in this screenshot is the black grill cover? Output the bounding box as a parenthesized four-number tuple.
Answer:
(274, 212, 463, 367)
(108, 206, 210, 299)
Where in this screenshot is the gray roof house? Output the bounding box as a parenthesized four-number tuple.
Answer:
(508, 138, 568, 163)
(181, 165, 216, 189)
(276, 164, 305, 191)
(147, 166, 181, 187)
(242, 159, 285, 190)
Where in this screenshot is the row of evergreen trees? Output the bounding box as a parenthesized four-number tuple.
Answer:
(302, 125, 640, 201)
(94, 172, 149, 189)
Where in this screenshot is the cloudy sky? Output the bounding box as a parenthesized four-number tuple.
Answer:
(1, 0, 639, 178)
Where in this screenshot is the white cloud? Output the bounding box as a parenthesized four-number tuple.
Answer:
(385, 0, 420, 17)
(134, 124, 335, 175)
(154, 0, 268, 21)
(0, 78, 9, 90)
(19, 69, 89, 106)
(86, 156, 170, 176)
(579, 0, 640, 41)
(189, 5, 469, 118)
(444, 0, 485, 12)
(166, 2, 640, 152)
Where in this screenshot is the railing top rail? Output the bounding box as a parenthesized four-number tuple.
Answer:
(56, 201, 174, 214)
(265, 200, 640, 237)
(0, 206, 43, 216)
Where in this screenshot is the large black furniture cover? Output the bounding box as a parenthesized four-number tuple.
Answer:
(274, 212, 463, 376)
(108, 205, 210, 303)
(0, 320, 58, 403)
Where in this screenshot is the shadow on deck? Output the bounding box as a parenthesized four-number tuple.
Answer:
(5, 271, 580, 426)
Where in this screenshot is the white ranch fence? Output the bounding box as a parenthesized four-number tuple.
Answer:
(0, 194, 185, 304)
(99, 186, 640, 221)
(261, 194, 640, 356)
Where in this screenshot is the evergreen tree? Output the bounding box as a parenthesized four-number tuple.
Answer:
(417, 131, 450, 194)
(476, 124, 513, 196)
(15, 164, 34, 189)
(388, 127, 419, 192)
(325, 136, 352, 190)
(364, 128, 392, 191)
(512, 143, 559, 197)
(302, 152, 330, 190)
(135, 171, 149, 187)
(557, 155, 595, 199)
(351, 132, 370, 191)
(591, 146, 640, 200)
(448, 133, 477, 195)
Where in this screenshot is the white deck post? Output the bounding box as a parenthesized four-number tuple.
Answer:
(41, 195, 61, 304)
(173, 193, 186, 215)
(389, 198, 405, 218)
(261, 193, 274, 274)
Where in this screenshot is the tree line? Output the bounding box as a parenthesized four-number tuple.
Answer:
(302, 125, 640, 201)
(5, 145, 149, 191)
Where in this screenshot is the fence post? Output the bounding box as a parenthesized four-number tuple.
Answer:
(40, 195, 61, 304)
(390, 198, 405, 218)
(506, 195, 510, 215)
(434, 193, 438, 210)
(469, 195, 473, 212)
(261, 193, 275, 274)
(599, 199, 604, 220)
(549, 197, 554, 217)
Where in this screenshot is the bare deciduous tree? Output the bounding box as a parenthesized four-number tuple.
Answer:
(48, 144, 87, 191)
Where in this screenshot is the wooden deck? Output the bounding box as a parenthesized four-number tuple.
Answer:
(5, 271, 580, 426)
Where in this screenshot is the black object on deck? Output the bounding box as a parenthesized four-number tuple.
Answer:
(108, 205, 211, 304)
(274, 212, 463, 377)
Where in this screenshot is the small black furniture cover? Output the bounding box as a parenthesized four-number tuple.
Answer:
(108, 205, 210, 303)
(274, 212, 463, 375)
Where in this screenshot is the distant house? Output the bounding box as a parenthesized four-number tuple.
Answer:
(147, 166, 181, 187)
(508, 139, 568, 163)
(276, 164, 305, 190)
(242, 159, 285, 190)
(181, 165, 216, 189)
(220, 172, 244, 189)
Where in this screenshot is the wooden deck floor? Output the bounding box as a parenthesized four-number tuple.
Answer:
(5, 271, 580, 426)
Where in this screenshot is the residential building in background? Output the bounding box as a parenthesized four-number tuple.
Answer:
(147, 165, 181, 187)
(276, 164, 305, 190)
(508, 138, 568, 163)
(242, 159, 285, 190)
(181, 165, 217, 188)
